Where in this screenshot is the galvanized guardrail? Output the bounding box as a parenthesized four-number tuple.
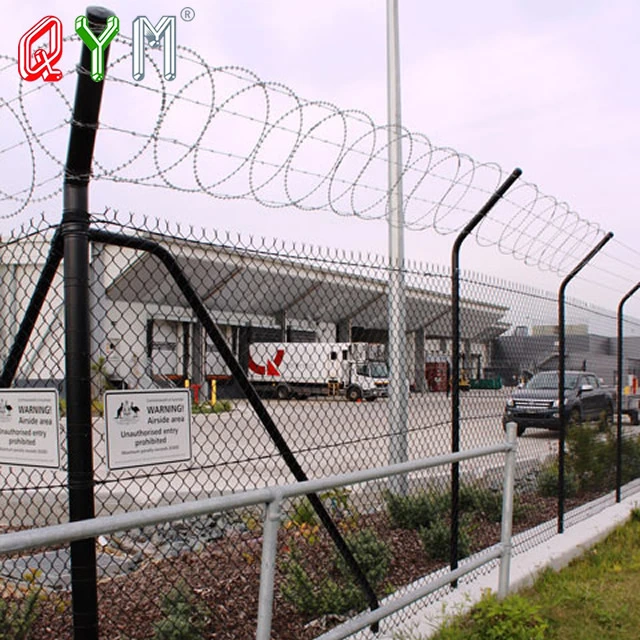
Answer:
(0, 424, 518, 639)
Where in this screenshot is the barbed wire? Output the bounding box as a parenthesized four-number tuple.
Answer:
(0, 35, 634, 279)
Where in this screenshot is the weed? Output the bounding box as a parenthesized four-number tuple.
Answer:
(0, 568, 43, 640)
(467, 591, 548, 639)
(288, 497, 318, 527)
(431, 590, 548, 640)
(191, 400, 232, 414)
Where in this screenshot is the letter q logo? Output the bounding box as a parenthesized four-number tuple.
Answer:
(18, 16, 63, 82)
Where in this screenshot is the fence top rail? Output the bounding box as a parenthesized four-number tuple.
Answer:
(0, 441, 512, 556)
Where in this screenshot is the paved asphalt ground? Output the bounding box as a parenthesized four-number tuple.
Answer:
(1, 389, 566, 526)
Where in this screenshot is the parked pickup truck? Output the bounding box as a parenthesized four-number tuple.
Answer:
(503, 370, 615, 436)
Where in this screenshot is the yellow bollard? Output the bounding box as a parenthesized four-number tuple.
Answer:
(210, 380, 217, 406)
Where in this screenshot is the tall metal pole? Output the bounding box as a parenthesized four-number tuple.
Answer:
(63, 7, 115, 639)
(557, 232, 613, 533)
(616, 282, 640, 502)
(386, 0, 409, 494)
(450, 168, 521, 577)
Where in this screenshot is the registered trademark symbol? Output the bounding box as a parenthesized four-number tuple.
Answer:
(181, 7, 195, 22)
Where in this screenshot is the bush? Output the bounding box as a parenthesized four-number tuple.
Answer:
(536, 460, 578, 499)
(280, 528, 391, 615)
(384, 490, 440, 530)
(620, 435, 640, 484)
(464, 486, 503, 522)
(334, 528, 391, 589)
(566, 424, 615, 492)
(419, 518, 471, 562)
(152, 582, 209, 640)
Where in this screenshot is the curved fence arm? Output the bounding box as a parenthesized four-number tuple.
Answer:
(557, 231, 613, 533)
(616, 281, 640, 502)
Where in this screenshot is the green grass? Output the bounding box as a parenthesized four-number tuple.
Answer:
(425, 508, 640, 640)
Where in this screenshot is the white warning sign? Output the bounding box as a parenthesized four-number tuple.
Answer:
(104, 389, 192, 470)
(0, 389, 60, 468)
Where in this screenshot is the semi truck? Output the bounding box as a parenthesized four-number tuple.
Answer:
(247, 342, 389, 401)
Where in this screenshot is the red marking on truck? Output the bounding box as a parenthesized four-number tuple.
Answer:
(248, 348, 285, 377)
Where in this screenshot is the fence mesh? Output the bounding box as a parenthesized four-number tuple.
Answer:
(1, 211, 639, 638)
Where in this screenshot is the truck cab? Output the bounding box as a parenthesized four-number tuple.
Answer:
(346, 360, 389, 401)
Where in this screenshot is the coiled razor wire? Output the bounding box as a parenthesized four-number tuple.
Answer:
(0, 36, 613, 274)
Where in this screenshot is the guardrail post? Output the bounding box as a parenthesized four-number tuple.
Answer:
(616, 282, 640, 502)
(557, 232, 613, 533)
(498, 421, 517, 599)
(256, 492, 282, 640)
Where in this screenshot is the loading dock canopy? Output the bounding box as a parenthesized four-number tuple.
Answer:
(105, 239, 508, 340)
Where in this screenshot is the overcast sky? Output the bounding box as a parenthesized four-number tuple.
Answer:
(2, 1, 639, 320)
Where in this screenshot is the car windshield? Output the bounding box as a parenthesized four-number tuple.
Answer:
(525, 372, 579, 390)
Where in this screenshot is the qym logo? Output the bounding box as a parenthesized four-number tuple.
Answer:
(18, 14, 179, 83)
(18, 16, 63, 82)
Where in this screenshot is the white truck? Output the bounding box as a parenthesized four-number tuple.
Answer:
(247, 342, 389, 401)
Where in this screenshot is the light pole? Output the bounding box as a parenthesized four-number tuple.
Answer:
(386, 0, 409, 493)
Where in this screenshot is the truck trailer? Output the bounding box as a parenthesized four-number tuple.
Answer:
(247, 342, 389, 401)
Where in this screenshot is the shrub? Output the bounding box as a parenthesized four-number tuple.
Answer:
(334, 528, 391, 590)
(566, 424, 615, 492)
(619, 435, 640, 484)
(152, 582, 209, 640)
(536, 460, 578, 499)
(464, 486, 503, 522)
(419, 518, 471, 562)
(280, 528, 391, 615)
(384, 490, 440, 530)
(279, 549, 325, 615)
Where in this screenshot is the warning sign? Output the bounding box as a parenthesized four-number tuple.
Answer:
(104, 389, 192, 470)
(0, 389, 60, 468)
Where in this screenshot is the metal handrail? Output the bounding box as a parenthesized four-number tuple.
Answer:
(0, 425, 518, 639)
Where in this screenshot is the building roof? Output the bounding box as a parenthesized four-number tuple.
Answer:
(105, 237, 509, 341)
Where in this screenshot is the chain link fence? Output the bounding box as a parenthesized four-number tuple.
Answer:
(1, 211, 639, 638)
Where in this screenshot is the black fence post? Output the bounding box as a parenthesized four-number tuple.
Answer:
(450, 168, 521, 577)
(62, 7, 114, 639)
(557, 232, 613, 533)
(616, 282, 640, 502)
